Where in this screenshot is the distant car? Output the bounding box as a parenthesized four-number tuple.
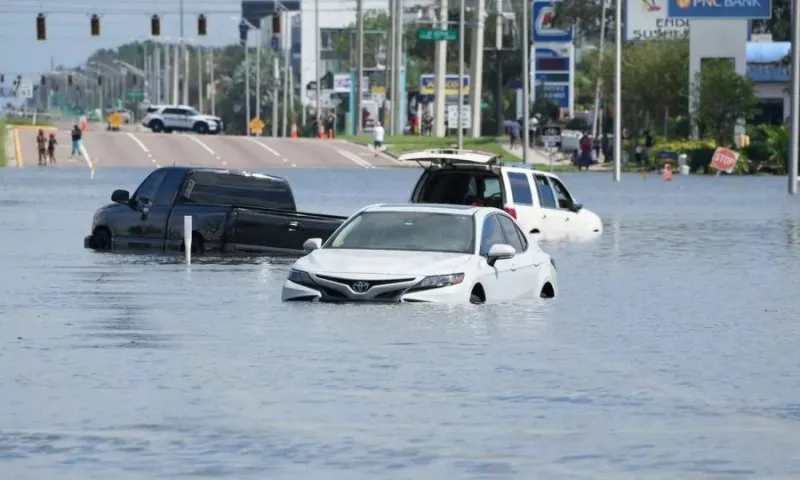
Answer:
(142, 104, 223, 134)
(281, 203, 558, 304)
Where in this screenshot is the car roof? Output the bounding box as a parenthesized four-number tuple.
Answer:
(361, 203, 513, 218)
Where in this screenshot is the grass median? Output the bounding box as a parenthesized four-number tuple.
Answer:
(0, 121, 6, 167)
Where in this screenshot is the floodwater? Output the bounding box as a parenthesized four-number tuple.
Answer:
(1, 167, 800, 479)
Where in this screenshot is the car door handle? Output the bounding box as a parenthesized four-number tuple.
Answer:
(286, 221, 300, 230)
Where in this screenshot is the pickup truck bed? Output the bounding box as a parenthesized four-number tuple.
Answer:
(223, 207, 346, 254)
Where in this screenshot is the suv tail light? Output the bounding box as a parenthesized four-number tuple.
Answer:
(504, 207, 517, 219)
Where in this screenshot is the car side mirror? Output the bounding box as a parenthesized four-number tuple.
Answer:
(111, 189, 130, 204)
(570, 202, 583, 213)
(487, 243, 515, 267)
(303, 238, 323, 251)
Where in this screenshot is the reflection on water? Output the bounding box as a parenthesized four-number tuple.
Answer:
(1, 168, 800, 478)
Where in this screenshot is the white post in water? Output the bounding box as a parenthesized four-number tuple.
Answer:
(184, 215, 192, 265)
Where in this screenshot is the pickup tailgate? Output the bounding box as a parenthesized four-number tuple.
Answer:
(227, 207, 346, 255)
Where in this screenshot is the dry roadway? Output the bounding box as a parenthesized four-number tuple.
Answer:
(12, 125, 407, 170)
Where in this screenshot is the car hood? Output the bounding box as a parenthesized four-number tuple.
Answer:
(295, 249, 474, 277)
(200, 115, 222, 122)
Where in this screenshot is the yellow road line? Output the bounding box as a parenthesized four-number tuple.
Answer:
(13, 124, 58, 131)
(13, 128, 23, 168)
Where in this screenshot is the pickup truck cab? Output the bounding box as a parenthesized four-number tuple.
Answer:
(84, 167, 347, 255)
(400, 149, 603, 241)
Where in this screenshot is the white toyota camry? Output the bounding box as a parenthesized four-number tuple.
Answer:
(281, 203, 558, 304)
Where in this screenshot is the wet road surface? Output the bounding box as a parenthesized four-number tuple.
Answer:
(2, 169, 800, 479)
(13, 128, 402, 170)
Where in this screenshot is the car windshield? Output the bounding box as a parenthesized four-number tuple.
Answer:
(326, 211, 475, 254)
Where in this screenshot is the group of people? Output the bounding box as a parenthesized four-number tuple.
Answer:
(34, 124, 83, 167)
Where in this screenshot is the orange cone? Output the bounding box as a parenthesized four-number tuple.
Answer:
(291, 123, 297, 139)
(318, 125, 324, 139)
(328, 130, 333, 139)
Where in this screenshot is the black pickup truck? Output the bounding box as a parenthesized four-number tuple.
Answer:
(84, 166, 347, 255)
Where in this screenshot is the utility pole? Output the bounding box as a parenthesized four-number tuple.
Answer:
(387, 0, 394, 131)
(788, 0, 799, 194)
(356, 0, 364, 134)
(256, 22, 262, 124)
(282, 12, 291, 136)
(494, 2, 504, 136)
(245, 30, 251, 134)
(163, 42, 170, 103)
(469, 0, 485, 138)
(197, 47, 204, 112)
(613, 0, 622, 182)
(272, 55, 279, 136)
(180, 0, 188, 105)
(392, 0, 403, 135)
(520, 0, 530, 164)
(172, 43, 179, 104)
(209, 49, 216, 116)
(591, 0, 608, 140)
(433, 0, 449, 136)
(457, 0, 465, 148)
(315, 0, 322, 132)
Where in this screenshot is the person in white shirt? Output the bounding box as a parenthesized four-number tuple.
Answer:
(372, 122, 385, 157)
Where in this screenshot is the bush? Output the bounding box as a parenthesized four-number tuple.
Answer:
(744, 124, 789, 174)
(649, 139, 717, 173)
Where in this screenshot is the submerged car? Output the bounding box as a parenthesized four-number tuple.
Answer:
(281, 203, 558, 304)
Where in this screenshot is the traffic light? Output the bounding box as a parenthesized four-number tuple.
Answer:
(36, 13, 46, 41)
(67, 75, 73, 86)
(40, 75, 46, 86)
(151, 14, 160, 37)
(97, 75, 103, 86)
(90, 14, 100, 36)
(272, 15, 280, 34)
(197, 14, 207, 36)
(131, 76, 137, 86)
(0, 74, 4, 83)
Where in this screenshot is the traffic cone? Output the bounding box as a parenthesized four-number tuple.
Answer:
(318, 125, 324, 139)
(328, 130, 333, 140)
(291, 123, 298, 139)
(80, 116, 88, 132)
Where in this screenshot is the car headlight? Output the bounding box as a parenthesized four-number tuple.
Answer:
(417, 273, 465, 289)
(288, 269, 314, 285)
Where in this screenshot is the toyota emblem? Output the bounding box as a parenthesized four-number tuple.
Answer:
(351, 281, 371, 293)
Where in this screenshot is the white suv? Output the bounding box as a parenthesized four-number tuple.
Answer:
(400, 149, 603, 241)
(142, 105, 222, 134)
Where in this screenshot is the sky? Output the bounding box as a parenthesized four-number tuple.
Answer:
(0, 0, 249, 79)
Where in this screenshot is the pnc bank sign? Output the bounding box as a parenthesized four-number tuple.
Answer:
(667, 0, 771, 18)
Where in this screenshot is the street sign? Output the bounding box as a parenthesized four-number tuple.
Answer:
(249, 117, 265, 135)
(127, 90, 144, 99)
(17, 82, 33, 99)
(417, 29, 458, 41)
(446, 105, 471, 129)
(540, 125, 562, 145)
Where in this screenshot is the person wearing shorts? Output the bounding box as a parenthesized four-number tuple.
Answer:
(70, 124, 82, 158)
(372, 122, 385, 157)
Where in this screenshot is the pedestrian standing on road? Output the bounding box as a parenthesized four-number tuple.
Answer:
(508, 121, 520, 149)
(47, 132, 57, 165)
(372, 122, 385, 157)
(36, 129, 47, 166)
(70, 124, 82, 158)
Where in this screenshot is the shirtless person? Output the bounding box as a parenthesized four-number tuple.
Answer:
(47, 132, 58, 164)
(36, 129, 47, 166)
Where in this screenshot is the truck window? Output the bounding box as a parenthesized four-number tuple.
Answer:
(507, 172, 533, 205)
(153, 170, 186, 206)
(533, 174, 557, 209)
(181, 172, 296, 210)
(549, 177, 574, 210)
(419, 171, 502, 206)
(133, 170, 167, 203)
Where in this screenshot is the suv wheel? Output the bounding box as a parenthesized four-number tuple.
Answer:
(149, 120, 164, 133)
(193, 122, 208, 134)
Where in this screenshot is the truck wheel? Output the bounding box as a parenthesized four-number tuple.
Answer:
(92, 227, 112, 251)
(150, 120, 164, 133)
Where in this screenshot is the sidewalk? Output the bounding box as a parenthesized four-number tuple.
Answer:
(500, 142, 613, 171)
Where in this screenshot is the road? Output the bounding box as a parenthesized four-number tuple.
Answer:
(13, 127, 408, 170)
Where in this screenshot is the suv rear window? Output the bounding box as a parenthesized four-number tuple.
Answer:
(417, 170, 505, 208)
(181, 171, 296, 210)
(507, 172, 533, 205)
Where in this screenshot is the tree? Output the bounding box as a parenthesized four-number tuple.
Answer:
(592, 39, 689, 137)
(692, 59, 756, 145)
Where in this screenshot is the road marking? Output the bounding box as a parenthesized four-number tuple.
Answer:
(245, 137, 281, 157)
(335, 148, 374, 168)
(127, 132, 158, 165)
(185, 135, 222, 162)
(79, 142, 94, 170)
(282, 158, 288, 162)
(13, 128, 23, 167)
